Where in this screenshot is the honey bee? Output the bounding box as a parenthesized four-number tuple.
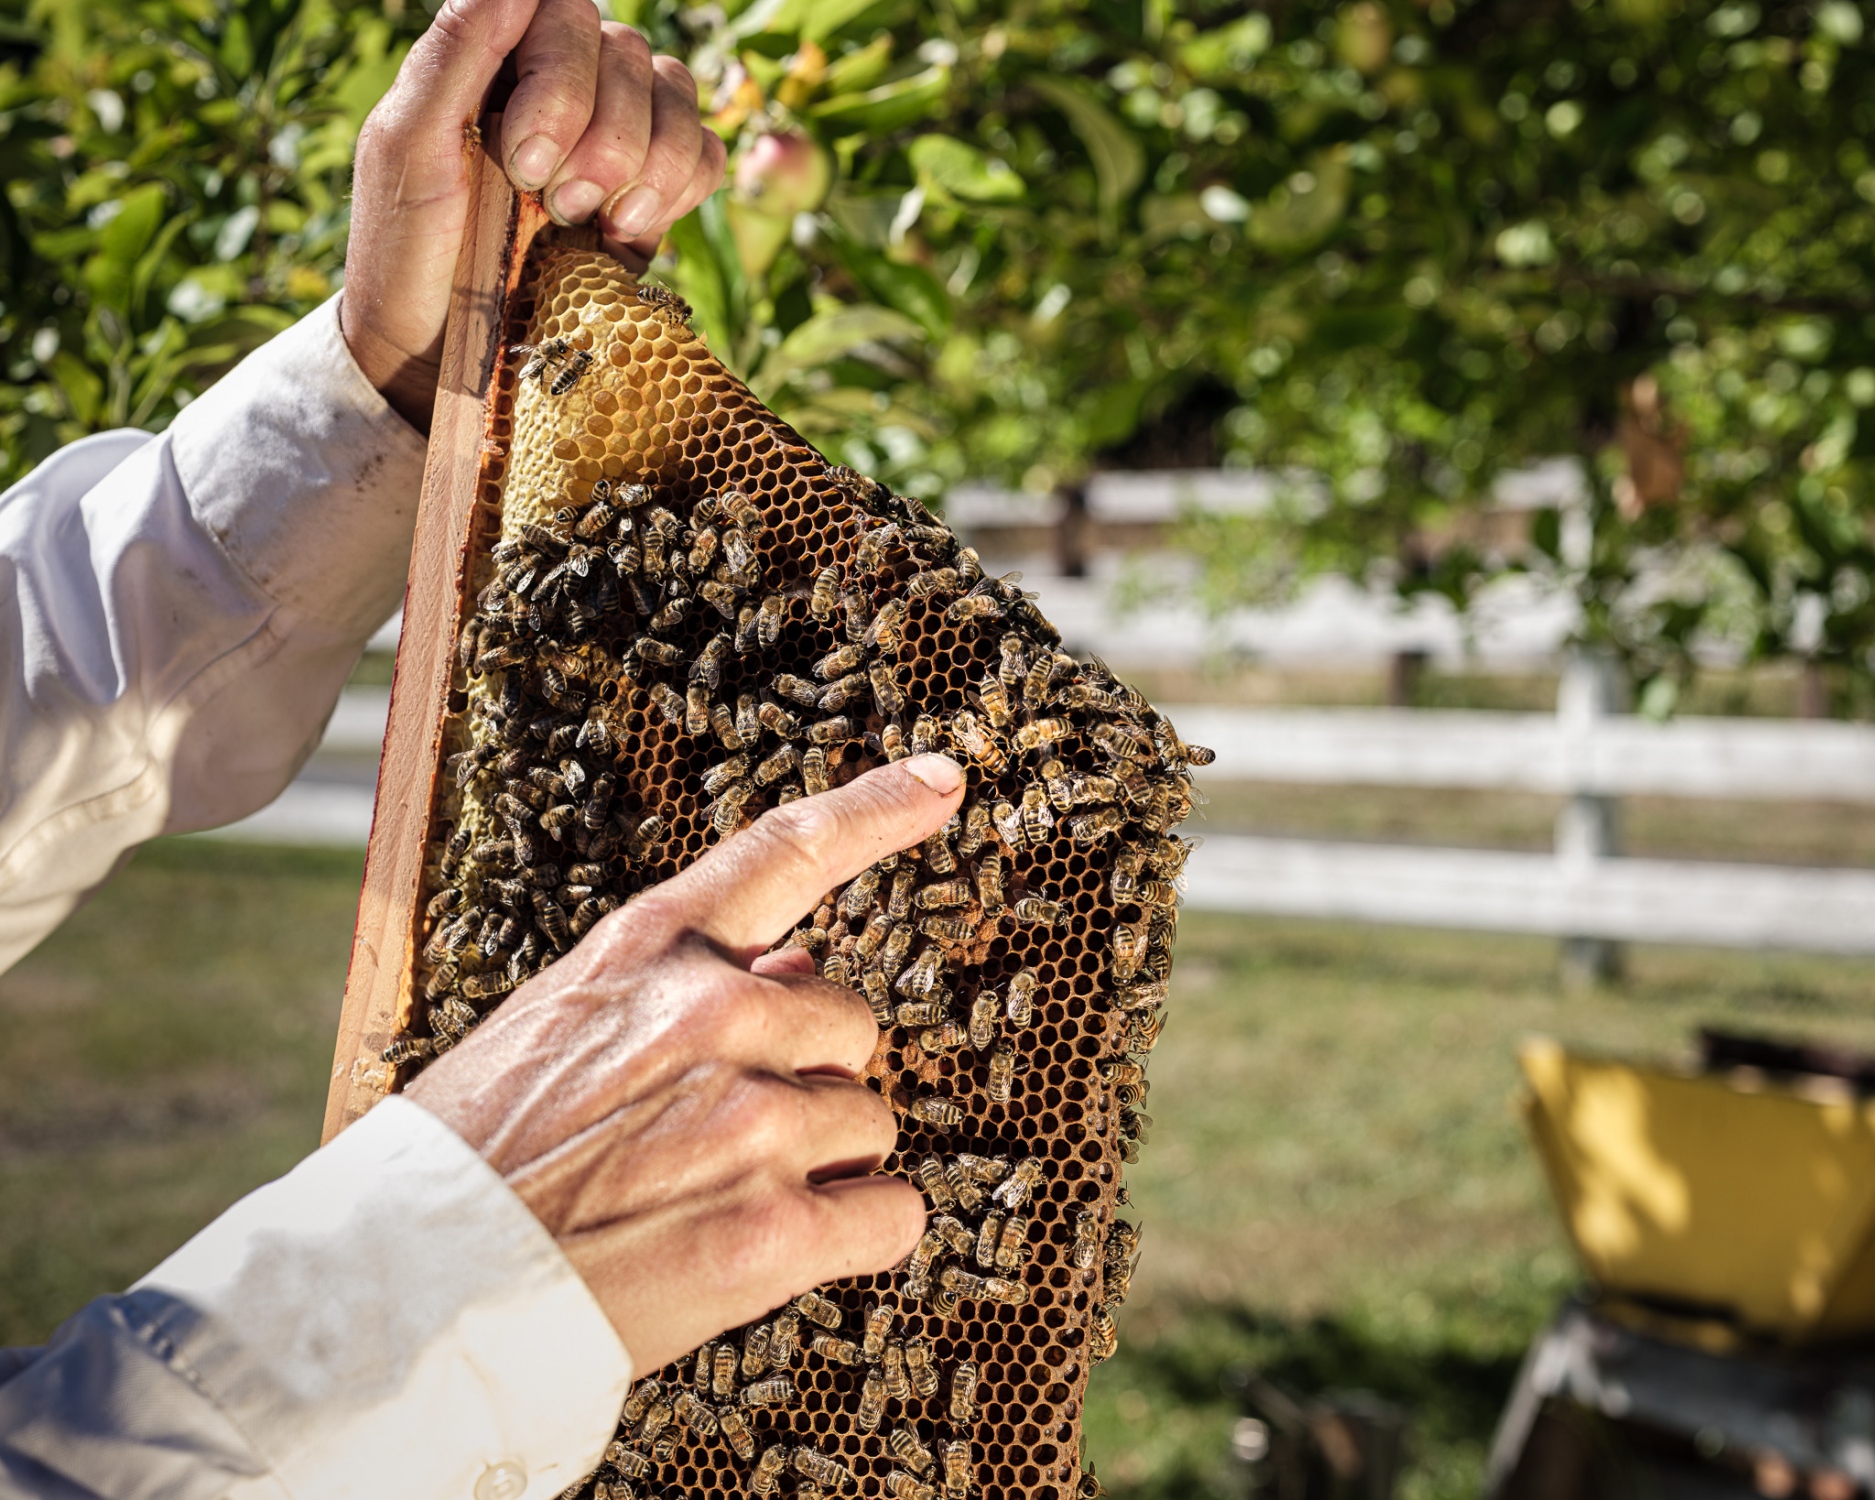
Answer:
(742, 1375, 795, 1407)
(801, 563, 841, 621)
(992, 1155, 1043, 1210)
(709, 1343, 738, 1399)
(812, 643, 862, 681)
(894, 999, 947, 1028)
(772, 1307, 802, 1361)
(512, 336, 573, 383)
(1091, 720, 1153, 760)
(1078, 1472, 1104, 1500)
(887, 1472, 935, 1500)
(888, 1427, 935, 1476)
(645, 681, 683, 728)
(938, 1265, 988, 1300)
(757, 592, 785, 646)
(857, 1369, 888, 1434)
(983, 1275, 1029, 1306)
(717, 1403, 754, 1459)
(916, 1152, 955, 1210)
(894, 948, 946, 998)
(756, 744, 801, 785)
(948, 711, 1007, 775)
(963, 991, 997, 1052)
(1089, 1303, 1118, 1362)
(964, 852, 1003, 912)
(883, 1340, 911, 1400)
(865, 659, 906, 715)
(945, 591, 1003, 625)
(987, 1042, 1017, 1102)
(919, 1020, 969, 1052)
(606, 1440, 650, 1478)
(811, 1333, 860, 1365)
(887, 869, 917, 921)
(1012, 893, 1061, 926)
(1067, 807, 1126, 843)
(910, 714, 943, 755)
(879, 924, 915, 982)
(909, 1094, 962, 1127)
(916, 878, 972, 909)
(1003, 967, 1038, 1025)
(620, 1379, 662, 1426)
(728, 600, 760, 651)
(859, 969, 892, 1024)
(381, 1036, 436, 1067)
(819, 672, 868, 713)
(673, 1389, 718, 1435)
(861, 1300, 894, 1362)
(751, 1446, 788, 1497)
(637, 283, 693, 326)
(996, 1214, 1029, 1272)
(866, 598, 907, 650)
(1117, 978, 1169, 1013)
(972, 1210, 1003, 1268)
(881, 722, 908, 760)
(905, 1337, 940, 1397)
(637, 1396, 673, 1442)
(687, 526, 719, 574)
(1111, 921, 1146, 983)
(916, 915, 972, 943)
(722, 490, 764, 535)
(1070, 1208, 1102, 1272)
(1121, 1008, 1167, 1053)
(710, 782, 752, 836)
(548, 347, 595, 395)
(940, 1440, 971, 1500)
(907, 567, 958, 600)
(802, 746, 830, 796)
(773, 673, 820, 707)
(793, 1289, 841, 1328)
(839, 867, 882, 920)
(1016, 786, 1054, 847)
(753, 699, 800, 740)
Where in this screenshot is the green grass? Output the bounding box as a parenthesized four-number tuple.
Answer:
(0, 840, 362, 1343)
(7, 842, 1875, 1497)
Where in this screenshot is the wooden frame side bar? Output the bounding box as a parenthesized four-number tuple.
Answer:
(321, 122, 522, 1142)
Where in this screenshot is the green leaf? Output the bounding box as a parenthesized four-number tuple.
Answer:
(826, 227, 951, 340)
(663, 208, 736, 363)
(96, 184, 167, 267)
(1027, 77, 1144, 227)
(811, 65, 951, 133)
(907, 135, 1025, 202)
(755, 303, 925, 394)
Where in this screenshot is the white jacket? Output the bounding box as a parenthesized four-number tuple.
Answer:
(0, 301, 632, 1499)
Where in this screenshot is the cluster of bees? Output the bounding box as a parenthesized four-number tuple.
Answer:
(395, 273, 1209, 1500)
(584, 1287, 992, 1500)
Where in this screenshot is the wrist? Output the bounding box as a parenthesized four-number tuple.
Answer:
(339, 293, 441, 435)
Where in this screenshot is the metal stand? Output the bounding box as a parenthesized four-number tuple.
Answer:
(1486, 1299, 1875, 1499)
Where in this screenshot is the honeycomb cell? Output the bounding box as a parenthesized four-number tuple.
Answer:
(380, 237, 1203, 1500)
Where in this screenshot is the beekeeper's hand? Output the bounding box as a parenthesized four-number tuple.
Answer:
(340, 0, 726, 432)
(406, 756, 965, 1373)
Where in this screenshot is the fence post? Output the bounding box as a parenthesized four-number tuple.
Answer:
(1556, 649, 1626, 989)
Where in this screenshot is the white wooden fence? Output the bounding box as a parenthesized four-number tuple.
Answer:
(224, 672, 1875, 956)
(1177, 670, 1875, 956)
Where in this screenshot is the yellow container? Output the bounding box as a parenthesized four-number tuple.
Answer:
(1520, 1037, 1875, 1343)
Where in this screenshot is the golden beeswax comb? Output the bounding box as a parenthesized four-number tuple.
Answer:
(326, 127, 1205, 1500)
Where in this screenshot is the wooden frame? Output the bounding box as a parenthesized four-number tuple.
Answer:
(321, 118, 584, 1141)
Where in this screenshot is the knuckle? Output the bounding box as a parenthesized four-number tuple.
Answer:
(652, 53, 699, 98)
(751, 798, 842, 877)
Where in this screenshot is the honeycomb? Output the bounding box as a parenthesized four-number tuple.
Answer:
(381, 240, 1207, 1500)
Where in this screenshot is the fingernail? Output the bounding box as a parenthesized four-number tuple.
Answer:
(605, 184, 663, 241)
(550, 178, 606, 225)
(902, 754, 963, 796)
(510, 135, 559, 189)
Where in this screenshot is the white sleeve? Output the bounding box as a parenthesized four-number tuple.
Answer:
(0, 295, 428, 975)
(0, 1096, 634, 1500)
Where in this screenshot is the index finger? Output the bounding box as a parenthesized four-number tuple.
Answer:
(664, 755, 965, 956)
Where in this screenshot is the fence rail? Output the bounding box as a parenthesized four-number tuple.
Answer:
(214, 681, 1875, 957)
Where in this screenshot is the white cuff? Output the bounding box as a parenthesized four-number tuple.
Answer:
(167, 294, 428, 635)
(136, 1096, 632, 1500)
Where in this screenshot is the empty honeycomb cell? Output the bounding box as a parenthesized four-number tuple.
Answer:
(376, 238, 1204, 1500)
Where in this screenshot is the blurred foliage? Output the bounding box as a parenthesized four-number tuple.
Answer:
(636, 0, 1875, 704)
(0, 0, 424, 484)
(10, 0, 1875, 696)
